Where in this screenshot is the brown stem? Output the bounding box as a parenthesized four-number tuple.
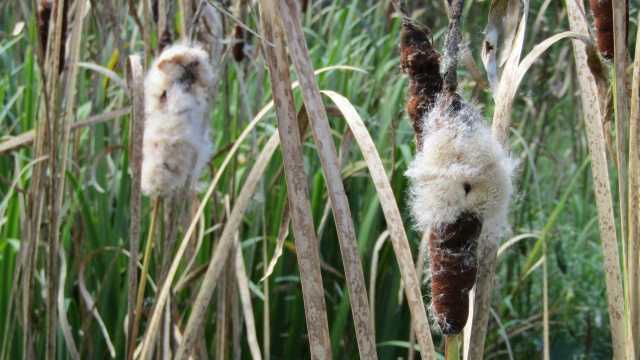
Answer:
(443, 0, 465, 93)
(128, 198, 161, 360)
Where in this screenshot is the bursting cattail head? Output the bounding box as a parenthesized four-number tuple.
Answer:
(406, 98, 513, 235)
(145, 44, 214, 106)
(141, 43, 215, 197)
(401, 12, 514, 335)
(406, 97, 514, 335)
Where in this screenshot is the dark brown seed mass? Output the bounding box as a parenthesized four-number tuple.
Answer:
(37, 0, 68, 73)
(399, 22, 443, 150)
(589, 0, 614, 59)
(158, 28, 172, 53)
(232, 25, 246, 62)
(429, 211, 482, 335)
(588, 0, 627, 60)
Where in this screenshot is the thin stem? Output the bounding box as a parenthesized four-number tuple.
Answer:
(205, 0, 274, 46)
(142, 0, 152, 63)
(128, 198, 161, 360)
(445, 334, 461, 360)
(188, 0, 207, 44)
(443, 0, 464, 93)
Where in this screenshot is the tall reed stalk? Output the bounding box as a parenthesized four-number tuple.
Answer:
(1, 1, 637, 358)
(566, 0, 633, 358)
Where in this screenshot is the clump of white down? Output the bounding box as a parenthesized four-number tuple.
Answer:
(406, 97, 515, 241)
(141, 43, 215, 197)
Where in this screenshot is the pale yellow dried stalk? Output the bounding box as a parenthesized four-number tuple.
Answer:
(322, 90, 436, 359)
(274, 1, 377, 358)
(565, 0, 628, 358)
(628, 10, 640, 355)
(126, 54, 144, 358)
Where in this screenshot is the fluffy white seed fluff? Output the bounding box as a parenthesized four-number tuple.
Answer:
(141, 43, 215, 197)
(406, 97, 515, 239)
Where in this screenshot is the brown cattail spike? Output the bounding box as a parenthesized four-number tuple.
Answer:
(36, 0, 68, 73)
(400, 22, 443, 149)
(37, 0, 53, 59)
(232, 25, 246, 62)
(429, 211, 482, 335)
(588, 0, 629, 60)
(158, 29, 172, 52)
(588, 0, 614, 59)
(152, 0, 159, 23)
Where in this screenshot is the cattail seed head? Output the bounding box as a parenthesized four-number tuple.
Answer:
(588, 0, 614, 59)
(406, 96, 514, 334)
(232, 25, 246, 62)
(588, 0, 628, 60)
(406, 98, 513, 233)
(37, 0, 68, 72)
(37, 0, 53, 55)
(141, 43, 215, 197)
(400, 22, 443, 149)
(401, 16, 514, 335)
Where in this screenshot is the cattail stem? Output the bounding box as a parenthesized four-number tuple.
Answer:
(188, 0, 207, 44)
(445, 334, 461, 360)
(443, 0, 464, 93)
(128, 198, 161, 360)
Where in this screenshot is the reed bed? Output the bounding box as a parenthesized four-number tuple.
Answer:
(0, 0, 638, 359)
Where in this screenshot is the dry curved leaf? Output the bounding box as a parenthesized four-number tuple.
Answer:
(491, 0, 529, 145)
(57, 248, 81, 360)
(171, 133, 280, 360)
(321, 90, 436, 359)
(482, 0, 522, 92)
(496, 233, 539, 258)
(275, 3, 376, 357)
(368, 230, 390, 331)
(0, 107, 130, 155)
(235, 241, 263, 360)
(515, 31, 590, 92)
(0, 156, 47, 228)
(260, 204, 290, 282)
(78, 252, 118, 358)
(78, 62, 127, 90)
